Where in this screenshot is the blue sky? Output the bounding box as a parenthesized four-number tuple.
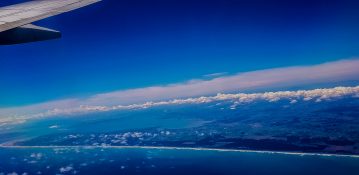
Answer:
(0, 0, 359, 107)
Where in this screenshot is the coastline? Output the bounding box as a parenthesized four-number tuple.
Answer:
(1, 145, 358, 158)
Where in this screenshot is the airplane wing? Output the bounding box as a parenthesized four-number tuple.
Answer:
(0, 0, 100, 45)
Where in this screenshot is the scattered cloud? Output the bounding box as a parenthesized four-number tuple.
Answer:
(30, 153, 43, 160)
(49, 125, 59, 129)
(59, 165, 73, 173)
(6, 172, 18, 175)
(0, 59, 359, 125)
(290, 99, 298, 104)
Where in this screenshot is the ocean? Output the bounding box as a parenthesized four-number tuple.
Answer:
(0, 147, 358, 175)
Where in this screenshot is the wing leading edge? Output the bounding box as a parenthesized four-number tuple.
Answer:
(0, 0, 100, 45)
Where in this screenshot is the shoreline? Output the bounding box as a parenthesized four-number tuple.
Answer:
(0, 145, 358, 158)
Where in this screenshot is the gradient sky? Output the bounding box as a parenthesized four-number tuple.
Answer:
(1, 0, 359, 107)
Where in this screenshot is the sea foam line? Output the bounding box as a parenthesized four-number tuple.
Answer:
(0, 145, 358, 158)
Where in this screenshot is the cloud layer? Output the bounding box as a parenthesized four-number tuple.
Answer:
(85, 59, 359, 106)
(46, 85, 359, 114)
(0, 85, 358, 127)
(0, 59, 359, 125)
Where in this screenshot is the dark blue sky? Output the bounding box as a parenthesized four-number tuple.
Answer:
(1, 0, 359, 107)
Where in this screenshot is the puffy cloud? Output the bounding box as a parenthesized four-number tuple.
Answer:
(30, 153, 43, 160)
(49, 125, 59, 129)
(290, 99, 298, 104)
(0, 59, 359, 124)
(59, 166, 73, 173)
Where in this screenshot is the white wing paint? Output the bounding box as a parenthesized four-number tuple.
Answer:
(0, 0, 100, 45)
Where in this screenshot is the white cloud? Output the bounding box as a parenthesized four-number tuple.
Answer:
(0, 59, 359, 124)
(30, 153, 43, 160)
(76, 58, 359, 106)
(7, 173, 18, 175)
(0, 86, 358, 126)
(49, 125, 59, 129)
(59, 166, 73, 173)
(203, 72, 228, 78)
(290, 99, 298, 104)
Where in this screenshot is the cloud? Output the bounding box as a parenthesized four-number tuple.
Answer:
(59, 165, 74, 173)
(83, 59, 359, 106)
(1, 86, 358, 126)
(0, 59, 359, 124)
(203, 72, 228, 78)
(49, 125, 59, 129)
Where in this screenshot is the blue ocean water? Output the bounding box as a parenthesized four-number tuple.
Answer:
(0, 147, 358, 175)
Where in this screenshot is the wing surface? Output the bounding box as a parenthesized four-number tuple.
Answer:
(0, 0, 100, 32)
